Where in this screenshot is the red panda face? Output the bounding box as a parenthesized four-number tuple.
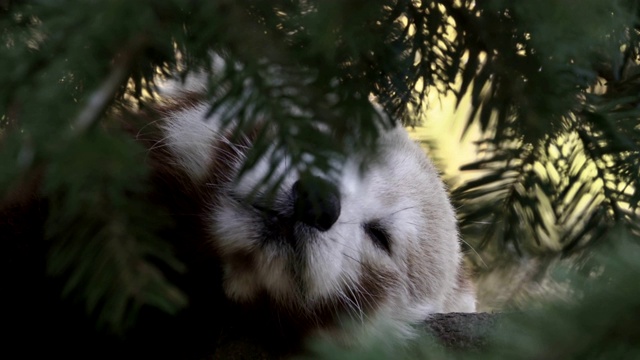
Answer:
(152, 85, 475, 344)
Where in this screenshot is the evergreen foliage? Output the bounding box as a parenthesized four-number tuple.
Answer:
(452, 0, 640, 262)
(1, 0, 639, 357)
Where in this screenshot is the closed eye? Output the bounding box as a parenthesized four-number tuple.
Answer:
(363, 221, 391, 254)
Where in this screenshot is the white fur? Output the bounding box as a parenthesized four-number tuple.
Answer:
(158, 82, 475, 346)
(160, 103, 219, 180)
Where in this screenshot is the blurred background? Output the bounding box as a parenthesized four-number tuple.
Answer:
(1, 0, 639, 358)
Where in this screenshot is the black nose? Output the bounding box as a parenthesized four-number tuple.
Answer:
(292, 176, 341, 232)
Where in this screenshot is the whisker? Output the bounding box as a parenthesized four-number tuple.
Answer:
(460, 238, 487, 268)
(389, 205, 418, 216)
(342, 252, 365, 267)
(135, 119, 164, 139)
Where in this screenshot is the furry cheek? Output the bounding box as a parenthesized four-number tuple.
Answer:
(303, 229, 361, 302)
(209, 201, 261, 254)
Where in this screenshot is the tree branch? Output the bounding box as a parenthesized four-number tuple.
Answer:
(72, 36, 147, 135)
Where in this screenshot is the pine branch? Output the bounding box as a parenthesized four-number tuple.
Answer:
(73, 35, 148, 135)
